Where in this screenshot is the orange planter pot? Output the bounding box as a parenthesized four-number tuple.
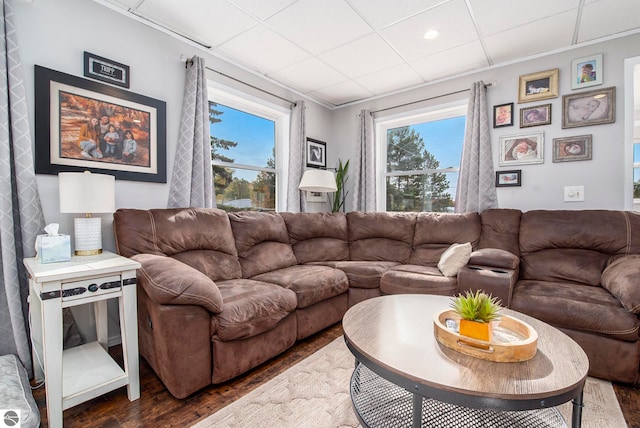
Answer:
(459, 319, 493, 342)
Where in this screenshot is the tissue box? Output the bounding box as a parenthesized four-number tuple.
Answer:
(36, 234, 71, 263)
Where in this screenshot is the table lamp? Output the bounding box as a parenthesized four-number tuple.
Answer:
(58, 171, 115, 256)
(298, 169, 337, 192)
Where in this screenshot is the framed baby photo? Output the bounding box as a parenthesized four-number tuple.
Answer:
(493, 103, 513, 128)
(518, 68, 559, 103)
(520, 104, 551, 128)
(499, 132, 544, 166)
(562, 86, 615, 129)
(552, 135, 592, 163)
(495, 170, 521, 187)
(571, 53, 603, 90)
(306, 138, 326, 168)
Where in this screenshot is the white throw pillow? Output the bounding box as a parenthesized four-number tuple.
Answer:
(438, 242, 472, 277)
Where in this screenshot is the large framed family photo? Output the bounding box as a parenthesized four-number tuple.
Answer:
(34, 65, 167, 183)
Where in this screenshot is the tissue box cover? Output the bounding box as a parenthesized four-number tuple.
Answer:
(36, 234, 71, 263)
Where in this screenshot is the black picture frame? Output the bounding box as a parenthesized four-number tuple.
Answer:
(493, 103, 513, 128)
(495, 170, 522, 187)
(34, 65, 167, 183)
(306, 138, 326, 168)
(84, 51, 130, 88)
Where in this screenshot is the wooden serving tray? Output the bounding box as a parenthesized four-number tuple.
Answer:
(433, 309, 538, 362)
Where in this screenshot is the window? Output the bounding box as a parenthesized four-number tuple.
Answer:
(376, 103, 466, 212)
(208, 84, 289, 212)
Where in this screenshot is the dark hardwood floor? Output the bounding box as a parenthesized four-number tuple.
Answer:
(33, 323, 640, 427)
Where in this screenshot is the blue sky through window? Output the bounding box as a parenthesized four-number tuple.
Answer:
(409, 115, 465, 170)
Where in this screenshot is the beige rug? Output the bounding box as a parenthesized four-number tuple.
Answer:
(192, 337, 626, 428)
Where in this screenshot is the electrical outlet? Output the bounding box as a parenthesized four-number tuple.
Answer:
(564, 186, 584, 202)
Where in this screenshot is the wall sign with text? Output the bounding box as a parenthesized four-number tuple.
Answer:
(84, 52, 130, 88)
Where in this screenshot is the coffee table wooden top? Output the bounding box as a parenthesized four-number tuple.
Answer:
(343, 294, 589, 404)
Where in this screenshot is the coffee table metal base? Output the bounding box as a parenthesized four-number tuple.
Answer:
(351, 363, 567, 428)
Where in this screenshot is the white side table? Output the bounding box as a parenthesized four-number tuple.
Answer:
(24, 251, 141, 428)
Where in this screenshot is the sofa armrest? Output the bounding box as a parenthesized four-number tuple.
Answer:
(132, 253, 224, 313)
(469, 248, 519, 270)
(458, 250, 519, 308)
(601, 255, 640, 314)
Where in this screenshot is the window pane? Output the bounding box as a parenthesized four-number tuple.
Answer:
(215, 167, 275, 212)
(386, 172, 457, 212)
(634, 143, 640, 163)
(634, 168, 640, 199)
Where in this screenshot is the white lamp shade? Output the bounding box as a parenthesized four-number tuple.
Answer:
(298, 169, 337, 192)
(59, 171, 115, 214)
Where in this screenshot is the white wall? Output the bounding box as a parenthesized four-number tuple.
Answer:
(331, 33, 640, 212)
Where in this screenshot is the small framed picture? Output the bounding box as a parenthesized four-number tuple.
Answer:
(305, 191, 327, 202)
(562, 86, 615, 129)
(520, 104, 551, 128)
(552, 135, 592, 163)
(493, 103, 514, 128)
(518, 68, 559, 103)
(84, 51, 130, 88)
(306, 138, 326, 168)
(495, 170, 521, 187)
(499, 132, 544, 166)
(571, 54, 603, 90)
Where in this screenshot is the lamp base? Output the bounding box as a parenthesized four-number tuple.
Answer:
(73, 217, 103, 256)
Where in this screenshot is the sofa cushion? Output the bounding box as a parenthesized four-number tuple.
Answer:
(316, 260, 399, 289)
(478, 209, 522, 256)
(280, 212, 349, 263)
(347, 212, 416, 262)
(601, 255, 640, 314)
(520, 248, 608, 286)
(438, 242, 472, 277)
(228, 212, 298, 278)
(132, 254, 224, 313)
(511, 280, 639, 342)
(213, 279, 297, 341)
(469, 248, 519, 270)
(381, 264, 457, 295)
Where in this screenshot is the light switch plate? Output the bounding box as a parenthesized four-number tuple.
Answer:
(564, 186, 584, 202)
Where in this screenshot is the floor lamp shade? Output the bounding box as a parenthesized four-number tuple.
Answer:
(298, 169, 337, 192)
(59, 171, 115, 255)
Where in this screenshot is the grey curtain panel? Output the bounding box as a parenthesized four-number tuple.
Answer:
(286, 100, 306, 212)
(0, 0, 45, 377)
(168, 56, 214, 208)
(353, 110, 376, 211)
(455, 81, 498, 213)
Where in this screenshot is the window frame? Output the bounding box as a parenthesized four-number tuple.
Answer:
(375, 101, 467, 212)
(207, 82, 290, 212)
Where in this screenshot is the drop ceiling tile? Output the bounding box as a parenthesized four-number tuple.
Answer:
(267, 58, 347, 93)
(484, 11, 576, 64)
(318, 34, 405, 79)
(103, 0, 141, 9)
(380, 0, 477, 61)
(308, 80, 374, 106)
(348, 0, 447, 30)
(135, 0, 257, 47)
(410, 41, 488, 82)
(355, 64, 424, 95)
(266, 0, 373, 54)
(216, 24, 310, 74)
(228, 0, 298, 20)
(578, 0, 640, 42)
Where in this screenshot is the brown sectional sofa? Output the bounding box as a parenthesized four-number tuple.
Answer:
(113, 207, 640, 398)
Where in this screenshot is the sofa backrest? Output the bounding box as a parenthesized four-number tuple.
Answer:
(228, 211, 297, 278)
(408, 212, 481, 266)
(347, 212, 417, 262)
(280, 212, 349, 264)
(113, 208, 242, 281)
(519, 210, 640, 285)
(478, 209, 522, 256)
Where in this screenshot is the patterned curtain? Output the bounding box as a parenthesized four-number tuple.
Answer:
(455, 82, 497, 213)
(352, 110, 376, 211)
(168, 56, 214, 208)
(286, 101, 306, 212)
(0, 0, 45, 376)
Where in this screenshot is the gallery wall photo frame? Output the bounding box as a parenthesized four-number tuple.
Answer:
(306, 137, 327, 168)
(495, 170, 521, 187)
(84, 51, 130, 88)
(498, 132, 544, 166)
(518, 68, 559, 103)
(493, 103, 514, 128)
(520, 104, 551, 128)
(552, 135, 593, 163)
(571, 53, 603, 90)
(562, 86, 615, 129)
(34, 65, 167, 183)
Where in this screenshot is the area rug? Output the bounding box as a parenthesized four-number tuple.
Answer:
(191, 336, 626, 428)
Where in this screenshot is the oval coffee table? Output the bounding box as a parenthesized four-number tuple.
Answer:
(343, 294, 589, 428)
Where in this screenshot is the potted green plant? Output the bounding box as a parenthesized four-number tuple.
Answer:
(330, 159, 349, 213)
(450, 290, 502, 341)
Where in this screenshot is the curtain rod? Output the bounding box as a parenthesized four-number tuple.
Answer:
(184, 56, 296, 106)
(371, 81, 495, 115)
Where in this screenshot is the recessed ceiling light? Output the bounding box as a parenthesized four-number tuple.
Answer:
(423, 30, 439, 40)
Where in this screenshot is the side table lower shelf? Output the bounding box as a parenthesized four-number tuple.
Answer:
(350, 363, 567, 428)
